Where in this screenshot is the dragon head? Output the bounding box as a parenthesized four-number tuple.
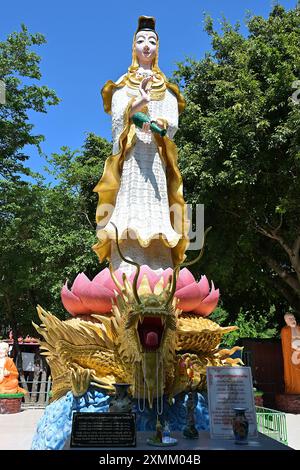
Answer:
(126, 293, 176, 352)
(111, 265, 179, 408)
(109, 223, 211, 408)
(33, 224, 240, 407)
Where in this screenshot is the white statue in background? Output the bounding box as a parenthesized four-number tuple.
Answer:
(0, 341, 25, 395)
(93, 16, 189, 273)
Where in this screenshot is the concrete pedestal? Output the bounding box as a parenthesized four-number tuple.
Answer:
(0, 397, 22, 414)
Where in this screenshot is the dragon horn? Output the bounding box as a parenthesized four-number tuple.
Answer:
(110, 222, 141, 305)
(180, 226, 212, 269)
(165, 266, 180, 308)
(165, 226, 212, 307)
(109, 263, 123, 292)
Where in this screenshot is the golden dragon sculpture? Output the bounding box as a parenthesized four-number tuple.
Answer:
(33, 227, 242, 407)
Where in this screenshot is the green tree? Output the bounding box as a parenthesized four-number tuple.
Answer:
(47, 133, 112, 223)
(0, 133, 111, 337)
(37, 133, 112, 311)
(174, 4, 300, 319)
(0, 24, 59, 343)
(210, 305, 279, 347)
(0, 179, 44, 339)
(0, 24, 59, 180)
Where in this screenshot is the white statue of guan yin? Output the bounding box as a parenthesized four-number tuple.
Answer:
(93, 16, 189, 274)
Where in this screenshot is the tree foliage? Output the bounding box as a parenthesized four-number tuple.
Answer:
(0, 24, 59, 180)
(2, 7, 300, 339)
(174, 4, 300, 320)
(210, 305, 279, 347)
(0, 134, 111, 336)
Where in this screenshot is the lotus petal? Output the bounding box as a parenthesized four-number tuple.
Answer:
(71, 273, 92, 298)
(175, 282, 204, 311)
(80, 282, 113, 313)
(194, 286, 220, 316)
(176, 268, 195, 291)
(129, 265, 160, 291)
(197, 275, 210, 300)
(93, 268, 121, 293)
(61, 282, 92, 316)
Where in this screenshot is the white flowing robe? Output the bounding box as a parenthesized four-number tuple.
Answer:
(100, 81, 182, 273)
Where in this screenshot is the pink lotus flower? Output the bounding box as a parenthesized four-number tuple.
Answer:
(172, 268, 220, 316)
(125, 266, 219, 315)
(61, 266, 219, 317)
(61, 269, 120, 316)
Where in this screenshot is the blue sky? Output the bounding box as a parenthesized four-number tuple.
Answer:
(1, 0, 298, 179)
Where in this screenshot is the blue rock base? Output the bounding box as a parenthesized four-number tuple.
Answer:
(31, 389, 209, 450)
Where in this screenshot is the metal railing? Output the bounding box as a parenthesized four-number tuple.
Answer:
(256, 406, 288, 445)
(19, 372, 52, 409)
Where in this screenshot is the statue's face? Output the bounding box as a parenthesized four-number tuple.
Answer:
(135, 30, 157, 66)
(0, 342, 9, 358)
(284, 313, 297, 328)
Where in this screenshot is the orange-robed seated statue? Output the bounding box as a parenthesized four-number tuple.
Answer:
(281, 313, 300, 394)
(0, 341, 26, 395)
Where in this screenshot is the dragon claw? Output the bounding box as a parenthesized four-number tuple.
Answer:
(70, 365, 92, 397)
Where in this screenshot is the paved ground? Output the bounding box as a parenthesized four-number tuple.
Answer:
(0, 408, 44, 450)
(286, 413, 300, 450)
(0, 408, 299, 450)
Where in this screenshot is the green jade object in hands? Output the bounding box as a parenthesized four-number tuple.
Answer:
(132, 112, 167, 137)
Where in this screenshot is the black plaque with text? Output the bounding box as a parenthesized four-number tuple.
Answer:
(70, 412, 136, 448)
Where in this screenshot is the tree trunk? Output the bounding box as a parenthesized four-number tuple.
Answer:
(257, 226, 300, 310)
(271, 278, 300, 314)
